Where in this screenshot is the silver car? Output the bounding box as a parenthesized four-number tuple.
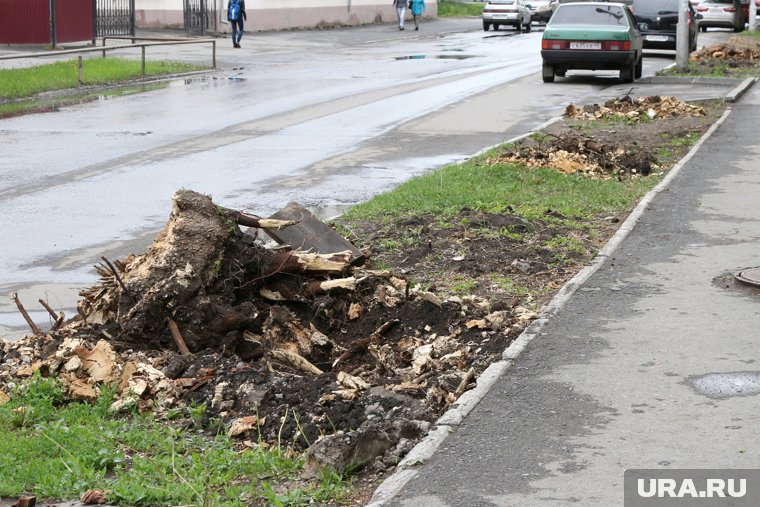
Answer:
(527, 0, 552, 23)
(482, 0, 533, 31)
(696, 0, 745, 31)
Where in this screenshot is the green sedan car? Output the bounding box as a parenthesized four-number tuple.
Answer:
(541, 2, 643, 83)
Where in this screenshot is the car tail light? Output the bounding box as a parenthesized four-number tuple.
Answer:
(603, 40, 631, 51)
(723, 6, 736, 11)
(542, 39, 568, 49)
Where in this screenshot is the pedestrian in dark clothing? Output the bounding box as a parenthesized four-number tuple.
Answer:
(227, 0, 247, 48)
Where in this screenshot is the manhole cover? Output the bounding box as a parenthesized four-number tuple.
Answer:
(734, 267, 760, 288)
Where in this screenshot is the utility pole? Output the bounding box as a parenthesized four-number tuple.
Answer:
(750, 0, 757, 32)
(676, 0, 689, 71)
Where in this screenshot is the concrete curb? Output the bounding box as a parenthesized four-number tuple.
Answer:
(366, 105, 735, 507)
(635, 75, 756, 103)
(637, 75, 745, 86)
(725, 77, 757, 102)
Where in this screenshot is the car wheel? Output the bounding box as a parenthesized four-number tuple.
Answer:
(542, 62, 555, 83)
(634, 54, 643, 79)
(483, 21, 490, 31)
(620, 60, 635, 83)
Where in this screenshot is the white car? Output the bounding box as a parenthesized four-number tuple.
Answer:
(482, 0, 533, 32)
(527, 0, 552, 23)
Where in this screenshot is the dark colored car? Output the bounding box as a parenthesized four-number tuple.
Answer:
(631, 0, 700, 51)
(541, 2, 643, 83)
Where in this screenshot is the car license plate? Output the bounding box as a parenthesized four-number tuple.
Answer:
(569, 42, 601, 50)
(646, 35, 669, 42)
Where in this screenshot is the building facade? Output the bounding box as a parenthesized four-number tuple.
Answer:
(136, 0, 436, 31)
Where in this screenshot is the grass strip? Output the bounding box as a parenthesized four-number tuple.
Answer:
(0, 374, 350, 506)
(437, 0, 485, 17)
(0, 57, 204, 100)
(342, 149, 655, 224)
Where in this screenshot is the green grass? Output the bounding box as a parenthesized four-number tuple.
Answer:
(739, 29, 760, 39)
(342, 151, 655, 224)
(658, 61, 759, 78)
(656, 131, 700, 160)
(0, 82, 169, 118)
(0, 374, 350, 506)
(0, 57, 203, 100)
(488, 274, 531, 295)
(437, 0, 485, 17)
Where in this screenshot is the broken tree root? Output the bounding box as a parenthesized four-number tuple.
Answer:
(166, 318, 191, 355)
(12, 293, 42, 336)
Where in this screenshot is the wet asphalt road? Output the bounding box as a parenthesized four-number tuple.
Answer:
(0, 19, 732, 337)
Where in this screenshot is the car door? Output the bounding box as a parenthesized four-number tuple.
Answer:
(625, 7, 643, 53)
(517, 0, 528, 21)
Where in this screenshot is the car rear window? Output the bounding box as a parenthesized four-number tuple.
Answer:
(632, 0, 679, 13)
(490, 0, 516, 4)
(550, 4, 629, 24)
(701, 0, 733, 4)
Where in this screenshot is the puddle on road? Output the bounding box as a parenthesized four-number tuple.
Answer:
(394, 54, 478, 61)
(688, 371, 760, 398)
(309, 203, 351, 220)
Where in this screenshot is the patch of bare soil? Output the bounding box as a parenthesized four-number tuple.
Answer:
(0, 94, 725, 505)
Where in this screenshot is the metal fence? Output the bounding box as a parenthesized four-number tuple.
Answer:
(184, 0, 218, 35)
(95, 0, 135, 38)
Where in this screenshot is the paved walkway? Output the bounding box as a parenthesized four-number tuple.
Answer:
(372, 83, 760, 505)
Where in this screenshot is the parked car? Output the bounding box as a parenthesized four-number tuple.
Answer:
(540, 2, 643, 83)
(740, 0, 760, 21)
(482, 0, 533, 32)
(549, 0, 631, 12)
(527, 0, 553, 23)
(631, 0, 700, 52)
(696, 0, 745, 30)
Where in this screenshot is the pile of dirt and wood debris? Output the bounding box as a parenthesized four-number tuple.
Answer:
(564, 95, 706, 122)
(485, 95, 713, 178)
(682, 34, 760, 76)
(486, 133, 658, 177)
(0, 189, 536, 476)
(691, 36, 760, 63)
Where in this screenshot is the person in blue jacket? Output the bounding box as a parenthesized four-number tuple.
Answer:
(227, 0, 247, 48)
(408, 0, 426, 31)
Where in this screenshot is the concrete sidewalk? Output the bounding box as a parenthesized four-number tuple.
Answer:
(371, 85, 760, 505)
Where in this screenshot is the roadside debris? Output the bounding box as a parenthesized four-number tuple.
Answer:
(1, 189, 533, 476)
(486, 95, 712, 178)
(564, 95, 706, 122)
(487, 131, 658, 177)
(11, 495, 36, 507)
(691, 35, 760, 63)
